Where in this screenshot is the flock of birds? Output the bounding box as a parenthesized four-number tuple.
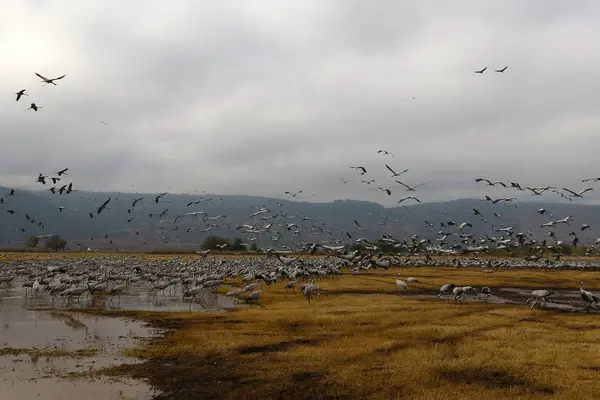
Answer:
(1, 64, 599, 315)
(4, 152, 600, 259)
(15, 72, 66, 112)
(0, 249, 598, 314)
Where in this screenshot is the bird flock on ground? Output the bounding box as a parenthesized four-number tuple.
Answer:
(0, 251, 598, 314)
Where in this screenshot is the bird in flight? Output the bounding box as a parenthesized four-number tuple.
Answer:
(285, 191, 303, 198)
(396, 181, 425, 192)
(339, 178, 351, 184)
(56, 168, 69, 176)
(35, 72, 66, 86)
(27, 103, 41, 112)
(131, 197, 144, 208)
(97, 197, 111, 214)
(378, 187, 392, 196)
(561, 187, 594, 198)
(187, 199, 202, 207)
(582, 177, 600, 183)
(350, 166, 367, 175)
(155, 192, 168, 203)
(386, 164, 409, 178)
(475, 178, 506, 187)
(494, 66, 508, 73)
(474, 67, 487, 74)
(377, 150, 394, 157)
(99, 121, 109, 125)
(398, 196, 421, 204)
(15, 89, 28, 101)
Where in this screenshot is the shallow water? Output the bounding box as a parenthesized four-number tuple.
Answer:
(339, 284, 596, 313)
(416, 286, 594, 313)
(4, 278, 238, 313)
(0, 355, 156, 400)
(0, 286, 162, 399)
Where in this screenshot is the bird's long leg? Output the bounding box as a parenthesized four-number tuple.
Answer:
(530, 299, 538, 309)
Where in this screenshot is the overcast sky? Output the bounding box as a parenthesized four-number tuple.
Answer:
(1, 0, 600, 207)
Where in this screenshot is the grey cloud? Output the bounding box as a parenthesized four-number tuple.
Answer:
(2, 1, 600, 207)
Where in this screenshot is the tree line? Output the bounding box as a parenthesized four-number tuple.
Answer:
(24, 235, 68, 251)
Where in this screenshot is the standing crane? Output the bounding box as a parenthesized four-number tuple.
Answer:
(579, 282, 599, 314)
(526, 289, 553, 309)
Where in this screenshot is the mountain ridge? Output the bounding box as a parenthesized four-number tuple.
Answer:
(0, 186, 598, 250)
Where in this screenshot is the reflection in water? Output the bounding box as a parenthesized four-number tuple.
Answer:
(0, 281, 162, 400)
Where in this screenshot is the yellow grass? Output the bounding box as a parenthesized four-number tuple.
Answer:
(93, 267, 600, 400)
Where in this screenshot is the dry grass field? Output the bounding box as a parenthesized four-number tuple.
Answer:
(80, 264, 600, 400)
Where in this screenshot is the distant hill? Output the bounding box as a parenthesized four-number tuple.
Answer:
(0, 186, 597, 250)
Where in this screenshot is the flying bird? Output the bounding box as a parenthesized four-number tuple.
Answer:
(582, 177, 600, 184)
(27, 103, 41, 111)
(131, 197, 144, 207)
(35, 72, 66, 86)
(377, 150, 394, 157)
(285, 190, 303, 198)
(350, 166, 367, 175)
(187, 199, 202, 207)
(395, 181, 425, 192)
(15, 89, 28, 101)
(398, 196, 421, 204)
(378, 187, 392, 196)
(386, 164, 409, 178)
(155, 192, 168, 203)
(475, 178, 506, 187)
(56, 168, 68, 176)
(561, 187, 594, 198)
(97, 198, 111, 214)
(474, 67, 487, 74)
(494, 66, 508, 73)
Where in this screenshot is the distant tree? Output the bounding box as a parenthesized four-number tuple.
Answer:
(250, 243, 259, 252)
(201, 235, 230, 251)
(44, 235, 68, 251)
(230, 237, 247, 252)
(24, 236, 39, 248)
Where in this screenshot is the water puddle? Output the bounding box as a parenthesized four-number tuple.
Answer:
(335, 285, 595, 313)
(0, 355, 156, 400)
(0, 290, 162, 399)
(415, 286, 594, 313)
(2, 278, 238, 313)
